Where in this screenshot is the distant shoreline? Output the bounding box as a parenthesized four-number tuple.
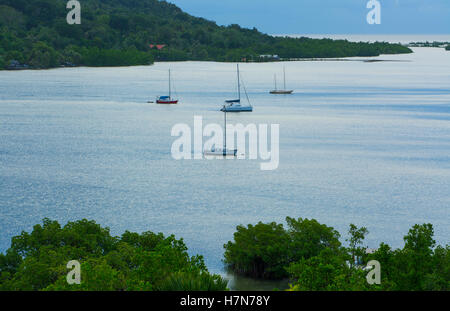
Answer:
(1, 58, 412, 71)
(280, 34, 450, 44)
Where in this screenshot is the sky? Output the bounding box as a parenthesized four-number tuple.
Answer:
(167, 0, 450, 35)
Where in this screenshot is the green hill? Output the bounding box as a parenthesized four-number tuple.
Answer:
(0, 0, 412, 69)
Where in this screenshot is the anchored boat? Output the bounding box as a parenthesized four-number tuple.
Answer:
(221, 64, 253, 112)
(270, 67, 293, 94)
(156, 69, 178, 104)
(204, 104, 238, 157)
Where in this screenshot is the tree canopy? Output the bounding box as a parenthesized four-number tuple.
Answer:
(225, 218, 449, 291)
(223, 217, 342, 279)
(0, 219, 228, 291)
(1, 218, 448, 291)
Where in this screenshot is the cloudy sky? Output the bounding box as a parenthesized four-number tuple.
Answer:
(167, 0, 450, 34)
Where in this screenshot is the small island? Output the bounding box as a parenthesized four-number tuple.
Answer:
(0, 0, 412, 70)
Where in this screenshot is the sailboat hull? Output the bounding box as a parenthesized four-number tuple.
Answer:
(204, 149, 238, 157)
(270, 90, 293, 94)
(156, 99, 178, 104)
(221, 106, 253, 112)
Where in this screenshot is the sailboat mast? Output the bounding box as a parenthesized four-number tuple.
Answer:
(283, 67, 286, 90)
(224, 110, 227, 155)
(169, 69, 171, 99)
(274, 74, 277, 90)
(237, 64, 241, 101)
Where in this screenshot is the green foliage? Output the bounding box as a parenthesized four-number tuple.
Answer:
(287, 248, 370, 291)
(365, 223, 449, 291)
(446, 45, 450, 51)
(0, 218, 228, 291)
(224, 222, 290, 279)
(28, 41, 59, 68)
(286, 217, 341, 260)
(291, 223, 449, 291)
(226, 219, 449, 291)
(80, 47, 153, 67)
(347, 224, 369, 267)
(156, 272, 229, 291)
(0, 0, 412, 69)
(224, 217, 342, 279)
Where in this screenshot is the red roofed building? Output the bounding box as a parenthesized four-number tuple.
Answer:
(149, 44, 166, 50)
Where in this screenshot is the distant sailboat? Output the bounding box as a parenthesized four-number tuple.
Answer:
(221, 64, 253, 112)
(270, 67, 293, 94)
(156, 69, 178, 104)
(204, 104, 238, 157)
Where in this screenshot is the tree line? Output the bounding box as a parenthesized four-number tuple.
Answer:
(1, 217, 448, 291)
(0, 0, 412, 69)
(0, 219, 227, 291)
(224, 217, 449, 291)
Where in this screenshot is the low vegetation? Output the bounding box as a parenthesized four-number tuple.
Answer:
(224, 218, 449, 291)
(0, 0, 412, 69)
(0, 219, 228, 291)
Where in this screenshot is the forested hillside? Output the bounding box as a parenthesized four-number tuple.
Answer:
(0, 0, 412, 69)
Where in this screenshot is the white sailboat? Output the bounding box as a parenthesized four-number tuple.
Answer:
(270, 67, 293, 94)
(204, 104, 238, 157)
(221, 64, 253, 112)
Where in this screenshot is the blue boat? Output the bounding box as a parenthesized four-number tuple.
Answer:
(221, 101, 253, 112)
(221, 64, 253, 112)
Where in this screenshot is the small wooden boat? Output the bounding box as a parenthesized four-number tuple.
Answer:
(270, 67, 293, 94)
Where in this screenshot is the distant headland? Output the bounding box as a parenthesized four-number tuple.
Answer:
(0, 0, 412, 70)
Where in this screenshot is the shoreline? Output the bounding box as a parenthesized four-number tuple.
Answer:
(0, 57, 413, 72)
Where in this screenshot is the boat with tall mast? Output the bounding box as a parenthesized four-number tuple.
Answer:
(156, 69, 178, 104)
(204, 104, 238, 157)
(221, 64, 253, 112)
(270, 67, 293, 94)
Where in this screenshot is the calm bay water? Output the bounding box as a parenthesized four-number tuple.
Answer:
(1, 47, 449, 289)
